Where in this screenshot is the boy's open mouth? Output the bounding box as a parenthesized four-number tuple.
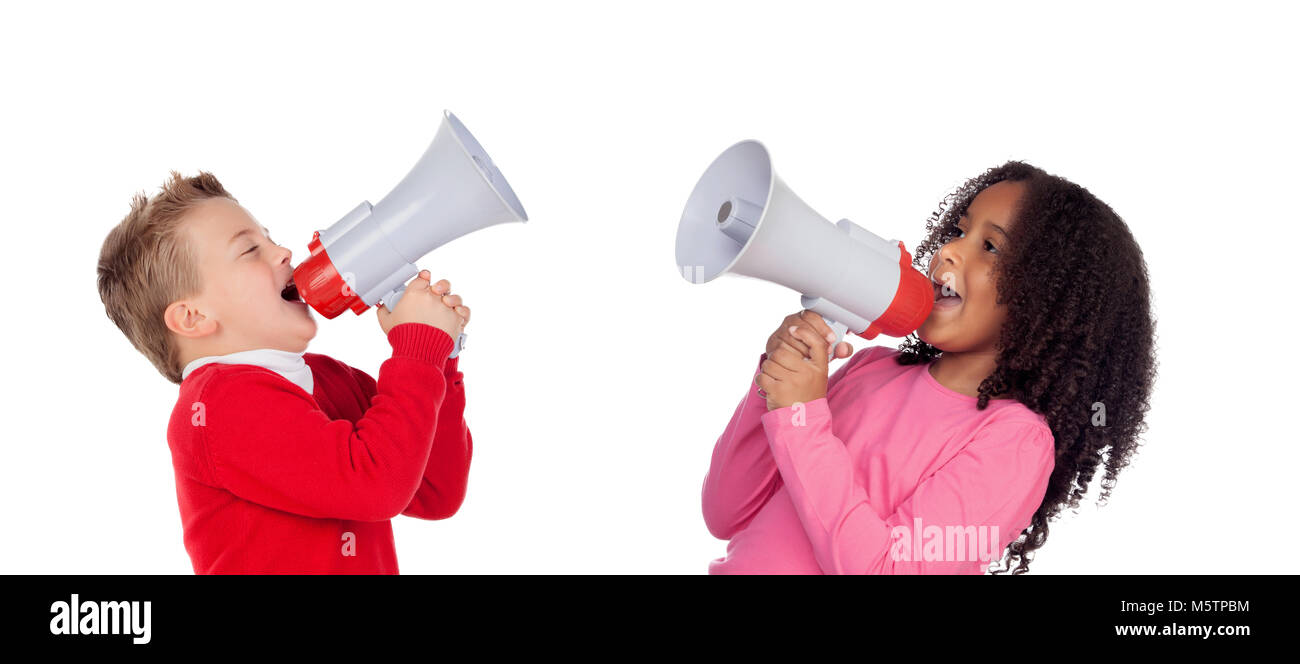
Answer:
(281, 278, 303, 303)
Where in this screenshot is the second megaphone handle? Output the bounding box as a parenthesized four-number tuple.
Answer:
(381, 287, 467, 359)
(822, 318, 848, 357)
(799, 295, 866, 358)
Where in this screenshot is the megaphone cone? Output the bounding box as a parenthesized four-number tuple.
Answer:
(293, 110, 527, 358)
(675, 140, 932, 347)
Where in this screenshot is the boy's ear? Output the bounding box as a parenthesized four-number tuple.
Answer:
(164, 300, 218, 339)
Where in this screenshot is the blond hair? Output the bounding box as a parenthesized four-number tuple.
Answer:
(97, 170, 237, 383)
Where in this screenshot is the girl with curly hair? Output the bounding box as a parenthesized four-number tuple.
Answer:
(702, 160, 1156, 574)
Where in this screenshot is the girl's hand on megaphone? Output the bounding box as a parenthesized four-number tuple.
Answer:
(796, 310, 854, 360)
(376, 270, 465, 342)
(758, 324, 831, 411)
(767, 311, 853, 361)
(767, 311, 816, 358)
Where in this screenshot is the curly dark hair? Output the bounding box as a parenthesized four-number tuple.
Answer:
(896, 160, 1157, 574)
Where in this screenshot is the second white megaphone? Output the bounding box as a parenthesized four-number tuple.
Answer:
(291, 110, 528, 358)
(674, 140, 933, 349)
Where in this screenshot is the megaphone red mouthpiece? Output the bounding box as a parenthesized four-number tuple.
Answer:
(857, 242, 934, 340)
(292, 231, 366, 319)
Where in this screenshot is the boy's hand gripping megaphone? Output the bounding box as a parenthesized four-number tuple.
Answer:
(674, 140, 933, 350)
(291, 111, 528, 358)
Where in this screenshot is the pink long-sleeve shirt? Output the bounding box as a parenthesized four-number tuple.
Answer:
(702, 345, 1056, 574)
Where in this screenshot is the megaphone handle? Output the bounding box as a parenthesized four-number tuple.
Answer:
(381, 287, 467, 359)
(800, 295, 866, 358)
(823, 319, 848, 356)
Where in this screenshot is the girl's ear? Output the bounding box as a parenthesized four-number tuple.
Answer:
(164, 300, 217, 339)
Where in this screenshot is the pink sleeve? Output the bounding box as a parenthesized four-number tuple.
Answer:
(701, 346, 879, 540)
(701, 354, 779, 539)
(760, 399, 1055, 574)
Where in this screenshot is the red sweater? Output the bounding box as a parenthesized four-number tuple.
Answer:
(165, 323, 471, 574)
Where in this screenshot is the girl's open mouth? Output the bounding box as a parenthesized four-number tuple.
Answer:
(934, 293, 962, 310)
(933, 277, 962, 310)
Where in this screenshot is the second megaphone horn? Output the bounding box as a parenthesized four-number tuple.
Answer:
(674, 139, 933, 349)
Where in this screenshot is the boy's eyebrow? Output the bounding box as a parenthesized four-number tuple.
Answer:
(228, 226, 271, 245)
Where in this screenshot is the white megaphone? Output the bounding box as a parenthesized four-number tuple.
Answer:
(675, 140, 933, 351)
(292, 110, 528, 358)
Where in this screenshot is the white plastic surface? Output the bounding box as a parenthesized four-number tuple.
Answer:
(313, 110, 529, 314)
(675, 140, 903, 327)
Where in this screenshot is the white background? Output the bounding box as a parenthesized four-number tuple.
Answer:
(1, 0, 1295, 573)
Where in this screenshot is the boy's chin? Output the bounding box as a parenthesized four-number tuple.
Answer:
(263, 318, 318, 353)
(291, 320, 319, 349)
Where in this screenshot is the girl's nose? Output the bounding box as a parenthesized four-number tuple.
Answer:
(931, 244, 960, 279)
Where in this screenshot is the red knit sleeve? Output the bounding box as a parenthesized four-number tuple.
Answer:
(401, 355, 472, 520)
(340, 352, 471, 520)
(196, 323, 456, 522)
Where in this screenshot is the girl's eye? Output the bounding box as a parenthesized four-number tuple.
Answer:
(955, 227, 998, 254)
(243, 246, 258, 256)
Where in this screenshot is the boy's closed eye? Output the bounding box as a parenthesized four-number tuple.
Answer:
(230, 225, 275, 259)
(241, 235, 281, 257)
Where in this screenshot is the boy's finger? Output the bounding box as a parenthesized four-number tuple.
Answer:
(441, 293, 463, 308)
(835, 341, 853, 359)
(406, 271, 431, 292)
(431, 279, 451, 295)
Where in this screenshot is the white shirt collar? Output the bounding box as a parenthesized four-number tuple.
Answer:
(181, 348, 314, 395)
